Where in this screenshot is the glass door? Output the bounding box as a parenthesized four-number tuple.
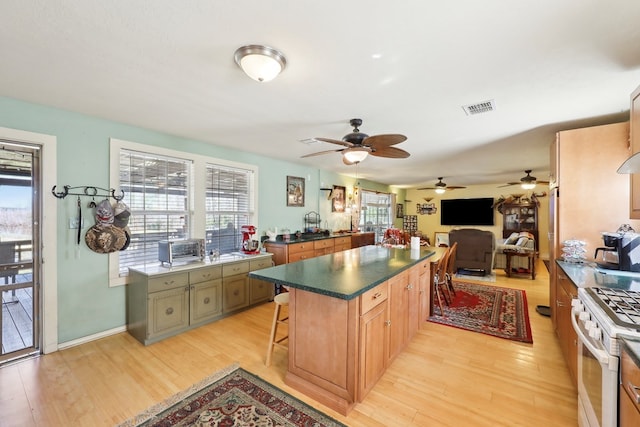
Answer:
(0, 141, 40, 363)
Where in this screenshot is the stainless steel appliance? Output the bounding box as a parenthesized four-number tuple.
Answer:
(158, 238, 205, 266)
(572, 282, 640, 427)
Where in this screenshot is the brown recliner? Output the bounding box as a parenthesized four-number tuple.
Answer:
(448, 229, 495, 276)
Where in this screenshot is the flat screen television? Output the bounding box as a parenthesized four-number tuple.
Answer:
(440, 197, 494, 226)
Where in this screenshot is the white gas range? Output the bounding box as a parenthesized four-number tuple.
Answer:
(570, 266, 640, 427)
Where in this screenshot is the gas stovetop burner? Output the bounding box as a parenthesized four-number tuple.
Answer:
(589, 287, 640, 329)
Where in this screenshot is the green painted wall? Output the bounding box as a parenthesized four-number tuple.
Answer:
(0, 96, 403, 343)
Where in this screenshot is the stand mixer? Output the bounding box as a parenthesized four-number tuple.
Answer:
(241, 225, 260, 254)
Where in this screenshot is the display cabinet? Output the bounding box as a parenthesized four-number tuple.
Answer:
(501, 200, 538, 249)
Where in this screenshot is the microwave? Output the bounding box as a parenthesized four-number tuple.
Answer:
(158, 239, 205, 266)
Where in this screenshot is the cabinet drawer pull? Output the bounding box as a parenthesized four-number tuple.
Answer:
(373, 292, 382, 299)
(166, 307, 174, 315)
(406, 284, 414, 290)
(164, 280, 175, 286)
(628, 381, 640, 404)
(385, 320, 391, 326)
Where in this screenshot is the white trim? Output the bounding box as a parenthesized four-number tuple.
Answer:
(0, 126, 58, 354)
(57, 326, 127, 351)
(108, 138, 259, 287)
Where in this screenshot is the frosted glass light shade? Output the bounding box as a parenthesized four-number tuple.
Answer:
(435, 187, 446, 194)
(234, 45, 286, 82)
(521, 182, 536, 190)
(343, 149, 369, 164)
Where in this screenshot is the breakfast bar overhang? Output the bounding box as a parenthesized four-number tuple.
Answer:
(250, 245, 436, 415)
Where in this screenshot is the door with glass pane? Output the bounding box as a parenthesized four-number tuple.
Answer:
(0, 141, 40, 363)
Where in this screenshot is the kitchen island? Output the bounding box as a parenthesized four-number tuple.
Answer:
(249, 245, 435, 415)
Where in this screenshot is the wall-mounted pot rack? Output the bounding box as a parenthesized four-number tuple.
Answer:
(51, 185, 125, 201)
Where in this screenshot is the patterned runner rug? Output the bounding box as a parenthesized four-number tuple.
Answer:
(428, 281, 533, 343)
(118, 364, 346, 427)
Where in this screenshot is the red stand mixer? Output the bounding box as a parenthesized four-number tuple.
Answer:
(241, 225, 260, 254)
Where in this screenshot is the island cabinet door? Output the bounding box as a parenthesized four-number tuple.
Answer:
(418, 259, 431, 324)
(407, 265, 420, 339)
(388, 271, 410, 362)
(285, 288, 359, 416)
(359, 282, 389, 400)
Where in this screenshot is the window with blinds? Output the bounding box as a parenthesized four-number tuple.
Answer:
(360, 190, 392, 242)
(118, 149, 192, 275)
(205, 164, 253, 255)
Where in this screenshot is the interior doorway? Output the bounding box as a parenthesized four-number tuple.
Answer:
(0, 141, 40, 363)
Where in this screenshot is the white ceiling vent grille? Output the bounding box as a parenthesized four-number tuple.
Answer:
(462, 100, 496, 116)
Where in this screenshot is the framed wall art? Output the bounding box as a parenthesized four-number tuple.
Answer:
(396, 203, 404, 218)
(331, 185, 346, 212)
(286, 175, 305, 207)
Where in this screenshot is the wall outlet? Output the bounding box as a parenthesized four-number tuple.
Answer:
(69, 217, 85, 229)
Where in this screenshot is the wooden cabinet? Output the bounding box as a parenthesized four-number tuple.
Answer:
(555, 268, 578, 388)
(127, 254, 272, 345)
(222, 262, 249, 313)
(264, 234, 367, 266)
(313, 238, 334, 257)
(189, 266, 223, 325)
(351, 232, 375, 248)
(334, 236, 351, 252)
(249, 258, 275, 304)
(502, 201, 538, 248)
(417, 258, 431, 324)
(620, 343, 640, 427)
(147, 277, 190, 339)
(359, 282, 389, 398)
(388, 271, 410, 362)
(285, 262, 423, 415)
(550, 122, 636, 387)
(630, 84, 640, 219)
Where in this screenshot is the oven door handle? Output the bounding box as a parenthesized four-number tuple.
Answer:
(571, 311, 611, 365)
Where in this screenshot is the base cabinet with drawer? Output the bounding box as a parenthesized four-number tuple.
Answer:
(127, 255, 272, 345)
(620, 342, 640, 427)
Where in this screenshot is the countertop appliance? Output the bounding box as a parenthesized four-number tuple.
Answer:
(158, 238, 205, 266)
(594, 232, 620, 270)
(572, 280, 640, 427)
(241, 225, 260, 254)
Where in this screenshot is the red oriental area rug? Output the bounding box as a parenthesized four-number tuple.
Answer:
(428, 281, 533, 343)
(118, 364, 346, 427)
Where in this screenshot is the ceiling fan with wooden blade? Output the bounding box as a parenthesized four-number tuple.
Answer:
(417, 177, 467, 192)
(301, 118, 410, 165)
(498, 170, 549, 188)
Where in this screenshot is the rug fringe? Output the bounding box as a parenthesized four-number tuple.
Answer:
(116, 362, 240, 427)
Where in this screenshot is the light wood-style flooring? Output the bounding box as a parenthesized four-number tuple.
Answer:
(0, 259, 577, 426)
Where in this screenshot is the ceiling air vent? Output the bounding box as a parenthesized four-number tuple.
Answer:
(462, 99, 495, 116)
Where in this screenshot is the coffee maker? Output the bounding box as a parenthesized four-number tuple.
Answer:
(594, 232, 621, 270)
(241, 225, 260, 254)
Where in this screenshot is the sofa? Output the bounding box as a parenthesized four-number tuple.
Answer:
(448, 229, 495, 276)
(493, 231, 536, 272)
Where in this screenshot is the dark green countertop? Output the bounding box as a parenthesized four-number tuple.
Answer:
(249, 245, 436, 300)
(557, 260, 640, 291)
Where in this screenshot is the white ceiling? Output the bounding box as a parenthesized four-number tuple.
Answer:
(2, 0, 640, 189)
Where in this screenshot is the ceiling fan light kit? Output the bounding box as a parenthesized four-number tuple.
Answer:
(418, 177, 466, 193)
(301, 118, 410, 165)
(234, 45, 286, 82)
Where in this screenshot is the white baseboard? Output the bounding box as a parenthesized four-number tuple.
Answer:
(57, 326, 127, 351)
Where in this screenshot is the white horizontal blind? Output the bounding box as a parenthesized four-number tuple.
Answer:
(118, 149, 192, 274)
(205, 164, 253, 255)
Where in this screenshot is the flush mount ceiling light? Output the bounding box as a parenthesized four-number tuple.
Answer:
(234, 45, 286, 82)
(343, 147, 369, 164)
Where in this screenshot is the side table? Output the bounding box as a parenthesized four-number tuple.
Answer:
(504, 250, 536, 280)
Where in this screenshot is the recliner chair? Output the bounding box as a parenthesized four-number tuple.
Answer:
(448, 229, 495, 276)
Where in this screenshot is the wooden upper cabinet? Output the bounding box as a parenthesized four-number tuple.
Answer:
(630, 84, 640, 219)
